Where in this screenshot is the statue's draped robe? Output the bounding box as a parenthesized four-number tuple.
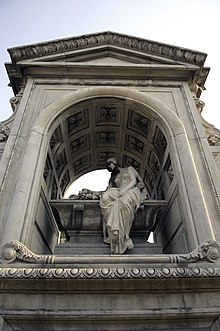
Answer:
(100, 167, 146, 254)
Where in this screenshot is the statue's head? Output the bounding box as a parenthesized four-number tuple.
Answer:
(106, 158, 120, 172)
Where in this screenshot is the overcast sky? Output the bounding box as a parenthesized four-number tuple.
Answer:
(1, 0, 220, 193)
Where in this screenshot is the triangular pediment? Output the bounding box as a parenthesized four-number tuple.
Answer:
(81, 56, 138, 65)
(8, 31, 207, 67)
(30, 46, 177, 66)
(6, 31, 209, 95)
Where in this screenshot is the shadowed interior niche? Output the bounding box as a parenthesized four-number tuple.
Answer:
(41, 97, 183, 254)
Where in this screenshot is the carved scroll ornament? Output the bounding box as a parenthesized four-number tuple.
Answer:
(1, 240, 220, 265)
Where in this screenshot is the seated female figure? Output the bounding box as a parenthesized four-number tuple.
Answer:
(100, 158, 147, 254)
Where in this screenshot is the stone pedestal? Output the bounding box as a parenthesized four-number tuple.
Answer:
(51, 199, 166, 255)
(1, 239, 220, 330)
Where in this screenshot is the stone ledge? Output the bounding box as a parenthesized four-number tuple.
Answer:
(0, 264, 220, 280)
(2, 239, 220, 265)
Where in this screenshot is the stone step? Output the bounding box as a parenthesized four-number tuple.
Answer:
(54, 242, 162, 255)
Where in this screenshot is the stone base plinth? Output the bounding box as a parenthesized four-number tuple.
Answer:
(1, 261, 220, 330)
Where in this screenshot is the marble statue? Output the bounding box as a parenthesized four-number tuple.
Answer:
(100, 158, 148, 254)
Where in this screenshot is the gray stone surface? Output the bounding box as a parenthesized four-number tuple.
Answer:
(1, 259, 220, 330)
(1, 31, 220, 330)
(51, 198, 166, 255)
(55, 242, 163, 255)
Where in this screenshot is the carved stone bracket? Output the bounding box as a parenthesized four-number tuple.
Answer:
(1, 240, 55, 264)
(1, 240, 220, 265)
(9, 96, 20, 112)
(178, 240, 220, 263)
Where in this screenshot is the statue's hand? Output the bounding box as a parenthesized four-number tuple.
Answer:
(120, 188, 127, 195)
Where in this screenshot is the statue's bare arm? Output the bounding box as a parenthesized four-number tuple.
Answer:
(120, 166, 137, 195)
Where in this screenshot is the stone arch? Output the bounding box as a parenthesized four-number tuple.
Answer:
(2, 86, 215, 254)
(33, 86, 182, 137)
(34, 86, 186, 199)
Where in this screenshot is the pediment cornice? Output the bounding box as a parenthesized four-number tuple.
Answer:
(8, 31, 207, 67)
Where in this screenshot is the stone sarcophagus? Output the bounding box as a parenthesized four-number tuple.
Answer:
(51, 198, 166, 255)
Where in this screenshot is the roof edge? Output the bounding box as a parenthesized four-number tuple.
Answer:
(7, 31, 207, 66)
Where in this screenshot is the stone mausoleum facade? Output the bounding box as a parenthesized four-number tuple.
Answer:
(1, 31, 220, 330)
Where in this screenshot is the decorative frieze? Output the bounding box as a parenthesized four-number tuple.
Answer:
(1, 265, 220, 279)
(8, 31, 207, 66)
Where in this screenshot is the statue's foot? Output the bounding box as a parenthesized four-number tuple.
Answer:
(104, 238, 110, 244)
(126, 238, 134, 250)
(127, 243, 134, 250)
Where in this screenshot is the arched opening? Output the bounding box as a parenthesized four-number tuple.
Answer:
(8, 87, 212, 255)
(43, 97, 169, 201)
(63, 169, 109, 198)
(43, 96, 171, 253)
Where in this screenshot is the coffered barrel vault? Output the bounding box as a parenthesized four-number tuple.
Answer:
(45, 97, 168, 199)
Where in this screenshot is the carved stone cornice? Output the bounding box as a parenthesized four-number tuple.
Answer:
(8, 31, 207, 66)
(0, 265, 220, 279)
(1, 240, 220, 265)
